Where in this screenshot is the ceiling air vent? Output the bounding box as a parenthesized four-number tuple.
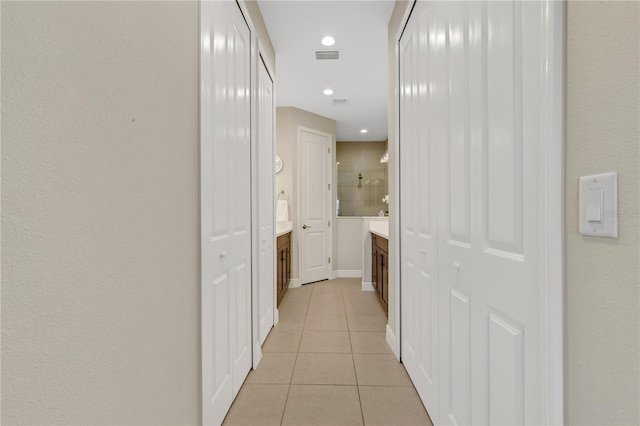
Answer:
(315, 50, 340, 60)
(332, 98, 349, 105)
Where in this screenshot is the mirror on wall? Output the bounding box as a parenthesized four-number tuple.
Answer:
(336, 141, 389, 217)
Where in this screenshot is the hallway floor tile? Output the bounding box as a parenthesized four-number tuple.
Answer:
(223, 278, 432, 426)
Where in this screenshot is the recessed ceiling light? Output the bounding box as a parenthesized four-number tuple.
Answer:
(321, 36, 335, 47)
(360, 129, 368, 134)
(323, 88, 334, 95)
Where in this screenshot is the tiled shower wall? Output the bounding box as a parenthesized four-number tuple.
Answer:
(336, 141, 388, 216)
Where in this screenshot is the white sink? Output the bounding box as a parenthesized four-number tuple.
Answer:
(276, 221, 293, 236)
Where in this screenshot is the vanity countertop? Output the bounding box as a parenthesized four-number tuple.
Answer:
(276, 221, 293, 237)
(369, 220, 389, 239)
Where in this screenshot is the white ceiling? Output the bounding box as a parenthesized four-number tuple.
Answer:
(257, 1, 395, 142)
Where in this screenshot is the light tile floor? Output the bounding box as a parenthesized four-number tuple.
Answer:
(223, 278, 433, 426)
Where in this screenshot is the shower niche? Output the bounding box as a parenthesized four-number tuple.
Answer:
(336, 141, 389, 217)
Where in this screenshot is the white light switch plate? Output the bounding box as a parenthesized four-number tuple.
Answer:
(579, 172, 617, 238)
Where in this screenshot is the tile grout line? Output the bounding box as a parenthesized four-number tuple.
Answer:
(342, 283, 366, 426)
(276, 280, 380, 425)
(279, 286, 311, 425)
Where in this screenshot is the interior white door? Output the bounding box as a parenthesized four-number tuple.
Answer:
(257, 57, 274, 344)
(299, 127, 332, 285)
(399, 1, 440, 419)
(431, 3, 475, 424)
(200, 1, 252, 424)
(399, 1, 561, 424)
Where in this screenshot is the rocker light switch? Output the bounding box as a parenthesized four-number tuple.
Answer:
(586, 187, 603, 222)
(579, 172, 617, 238)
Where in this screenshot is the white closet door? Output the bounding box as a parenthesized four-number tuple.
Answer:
(201, 1, 252, 424)
(433, 3, 477, 424)
(400, 1, 561, 424)
(257, 58, 275, 344)
(399, 1, 440, 420)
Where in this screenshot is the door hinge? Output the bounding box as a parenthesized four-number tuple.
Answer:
(328, 183, 331, 190)
(328, 147, 331, 154)
(328, 220, 331, 227)
(328, 257, 331, 264)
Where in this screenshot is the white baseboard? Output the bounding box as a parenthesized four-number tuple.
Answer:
(274, 308, 279, 326)
(386, 324, 400, 360)
(288, 278, 301, 288)
(361, 281, 375, 292)
(331, 270, 338, 279)
(337, 270, 362, 278)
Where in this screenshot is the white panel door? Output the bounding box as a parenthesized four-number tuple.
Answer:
(433, 3, 474, 424)
(257, 58, 275, 344)
(466, 3, 547, 423)
(200, 1, 252, 424)
(399, 1, 440, 419)
(400, 1, 561, 425)
(299, 127, 332, 285)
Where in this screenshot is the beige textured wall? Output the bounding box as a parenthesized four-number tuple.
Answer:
(336, 218, 365, 272)
(276, 107, 337, 280)
(2, 2, 201, 424)
(565, 2, 640, 424)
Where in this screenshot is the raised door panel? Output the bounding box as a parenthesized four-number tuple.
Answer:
(488, 312, 524, 425)
(484, 1, 524, 255)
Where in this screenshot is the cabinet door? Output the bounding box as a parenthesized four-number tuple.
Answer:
(376, 253, 382, 296)
(276, 247, 283, 295)
(382, 252, 388, 305)
(284, 245, 289, 287)
(371, 237, 377, 289)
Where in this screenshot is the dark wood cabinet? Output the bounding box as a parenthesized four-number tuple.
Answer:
(371, 233, 389, 317)
(276, 232, 291, 306)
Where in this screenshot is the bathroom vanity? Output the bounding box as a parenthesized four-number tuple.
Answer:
(371, 233, 388, 316)
(360, 219, 389, 317)
(276, 221, 292, 306)
(276, 232, 291, 306)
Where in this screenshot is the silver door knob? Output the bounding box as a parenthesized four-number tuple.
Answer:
(302, 224, 312, 229)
